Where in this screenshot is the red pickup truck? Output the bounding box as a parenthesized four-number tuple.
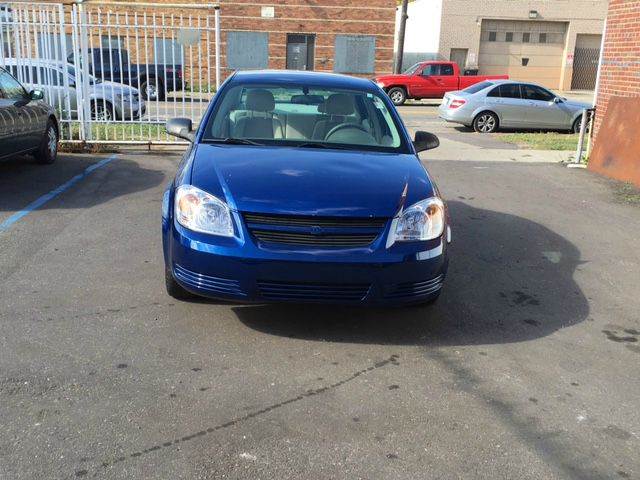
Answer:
(375, 61, 508, 106)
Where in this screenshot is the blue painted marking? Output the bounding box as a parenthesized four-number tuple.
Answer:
(0, 154, 118, 233)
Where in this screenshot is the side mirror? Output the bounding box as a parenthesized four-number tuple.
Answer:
(30, 90, 44, 100)
(413, 131, 439, 153)
(166, 117, 195, 142)
(553, 97, 563, 104)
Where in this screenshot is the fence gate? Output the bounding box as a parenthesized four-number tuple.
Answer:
(0, 1, 220, 145)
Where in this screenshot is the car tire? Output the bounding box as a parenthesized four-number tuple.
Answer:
(141, 78, 165, 101)
(165, 265, 196, 301)
(387, 87, 407, 106)
(473, 111, 499, 133)
(35, 119, 58, 165)
(572, 116, 583, 134)
(91, 101, 115, 122)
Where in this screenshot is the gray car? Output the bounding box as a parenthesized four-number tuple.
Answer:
(3, 59, 146, 121)
(438, 80, 592, 133)
(0, 67, 58, 164)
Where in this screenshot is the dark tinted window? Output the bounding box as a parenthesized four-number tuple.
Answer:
(440, 64, 454, 75)
(505, 32, 513, 42)
(0, 70, 27, 99)
(522, 84, 554, 102)
(464, 81, 493, 94)
(488, 31, 497, 41)
(487, 86, 501, 97)
(499, 84, 521, 99)
(522, 32, 530, 43)
(539, 33, 547, 43)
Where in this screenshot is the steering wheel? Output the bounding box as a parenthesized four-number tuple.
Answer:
(325, 123, 371, 141)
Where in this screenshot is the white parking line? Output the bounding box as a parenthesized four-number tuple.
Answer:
(0, 154, 118, 233)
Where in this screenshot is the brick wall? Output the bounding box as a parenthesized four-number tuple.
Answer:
(592, 0, 640, 139)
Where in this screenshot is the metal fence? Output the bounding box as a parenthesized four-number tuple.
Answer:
(0, 1, 220, 144)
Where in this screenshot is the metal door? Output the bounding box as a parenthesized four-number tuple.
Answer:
(286, 34, 314, 71)
(449, 49, 468, 70)
(571, 48, 600, 90)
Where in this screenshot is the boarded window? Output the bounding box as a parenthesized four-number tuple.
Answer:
(154, 39, 183, 66)
(505, 32, 513, 42)
(334, 35, 375, 74)
(488, 31, 497, 42)
(226, 31, 269, 70)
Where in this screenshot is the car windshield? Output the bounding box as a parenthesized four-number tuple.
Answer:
(67, 65, 99, 84)
(203, 84, 406, 152)
(463, 81, 494, 94)
(403, 63, 421, 75)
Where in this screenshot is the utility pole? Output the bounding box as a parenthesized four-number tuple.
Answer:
(395, 0, 409, 74)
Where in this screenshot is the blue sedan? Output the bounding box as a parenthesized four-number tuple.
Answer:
(162, 70, 450, 306)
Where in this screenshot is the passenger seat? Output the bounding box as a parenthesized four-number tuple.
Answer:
(233, 89, 284, 139)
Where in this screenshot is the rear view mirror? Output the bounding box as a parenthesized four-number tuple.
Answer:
(166, 117, 195, 142)
(30, 89, 44, 100)
(413, 131, 440, 153)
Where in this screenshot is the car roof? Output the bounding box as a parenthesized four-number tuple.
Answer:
(1, 58, 68, 69)
(229, 70, 377, 92)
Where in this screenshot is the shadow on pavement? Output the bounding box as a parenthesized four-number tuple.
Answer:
(234, 201, 589, 346)
(0, 154, 165, 212)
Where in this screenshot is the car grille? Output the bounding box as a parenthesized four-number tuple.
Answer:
(383, 275, 444, 300)
(243, 213, 386, 248)
(257, 280, 371, 302)
(173, 264, 246, 297)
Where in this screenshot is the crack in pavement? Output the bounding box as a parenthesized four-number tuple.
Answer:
(76, 354, 400, 477)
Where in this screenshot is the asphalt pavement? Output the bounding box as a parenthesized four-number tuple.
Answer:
(0, 118, 639, 479)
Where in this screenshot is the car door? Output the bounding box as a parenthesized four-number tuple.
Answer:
(430, 63, 458, 96)
(520, 84, 568, 128)
(0, 69, 36, 154)
(414, 64, 442, 98)
(485, 83, 527, 128)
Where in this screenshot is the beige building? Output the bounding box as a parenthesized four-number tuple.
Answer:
(398, 0, 607, 90)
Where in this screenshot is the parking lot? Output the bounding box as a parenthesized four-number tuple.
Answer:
(1, 109, 639, 479)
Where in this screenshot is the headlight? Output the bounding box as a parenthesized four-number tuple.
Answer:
(387, 197, 445, 246)
(174, 185, 234, 236)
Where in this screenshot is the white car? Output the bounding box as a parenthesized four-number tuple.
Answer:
(3, 59, 146, 121)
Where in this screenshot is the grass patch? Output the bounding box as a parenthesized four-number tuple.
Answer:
(613, 182, 640, 205)
(498, 132, 580, 150)
(61, 122, 173, 143)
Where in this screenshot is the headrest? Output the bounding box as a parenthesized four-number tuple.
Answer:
(318, 94, 355, 115)
(245, 89, 275, 112)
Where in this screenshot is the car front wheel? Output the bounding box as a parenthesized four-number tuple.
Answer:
(473, 111, 499, 133)
(572, 116, 583, 134)
(35, 120, 58, 164)
(387, 87, 407, 106)
(165, 265, 196, 300)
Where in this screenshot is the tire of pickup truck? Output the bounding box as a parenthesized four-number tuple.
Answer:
(141, 78, 165, 101)
(387, 87, 407, 106)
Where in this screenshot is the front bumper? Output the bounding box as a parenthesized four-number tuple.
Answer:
(118, 102, 146, 120)
(163, 216, 450, 306)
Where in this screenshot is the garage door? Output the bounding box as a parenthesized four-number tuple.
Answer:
(571, 34, 601, 90)
(479, 20, 567, 89)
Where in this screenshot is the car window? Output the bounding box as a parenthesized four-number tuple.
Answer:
(402, 63, 421, 75)
(35, 67, 64, 87)
(465, 81, 493, 94)
(0, 70, 27, 99)
(522, 84, 554, 102)
(204, 84, 406, 152)
(421, 64, 437, 76)
(498, 84, 522, 99)
(440, 64, 454, 76)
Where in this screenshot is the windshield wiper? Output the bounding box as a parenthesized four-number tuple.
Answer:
(295, 142, 348, 150)
(204, 138, 264, 146)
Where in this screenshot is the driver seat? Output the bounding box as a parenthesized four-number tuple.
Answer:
(312, 94, 356, 140)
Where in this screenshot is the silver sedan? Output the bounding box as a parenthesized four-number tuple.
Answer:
(438, 80, 592, 133)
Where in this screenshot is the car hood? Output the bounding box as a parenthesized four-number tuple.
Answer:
(563, 99, 593, 110)
(190, 144, 435, 217)
(375, 74, 411, 85)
